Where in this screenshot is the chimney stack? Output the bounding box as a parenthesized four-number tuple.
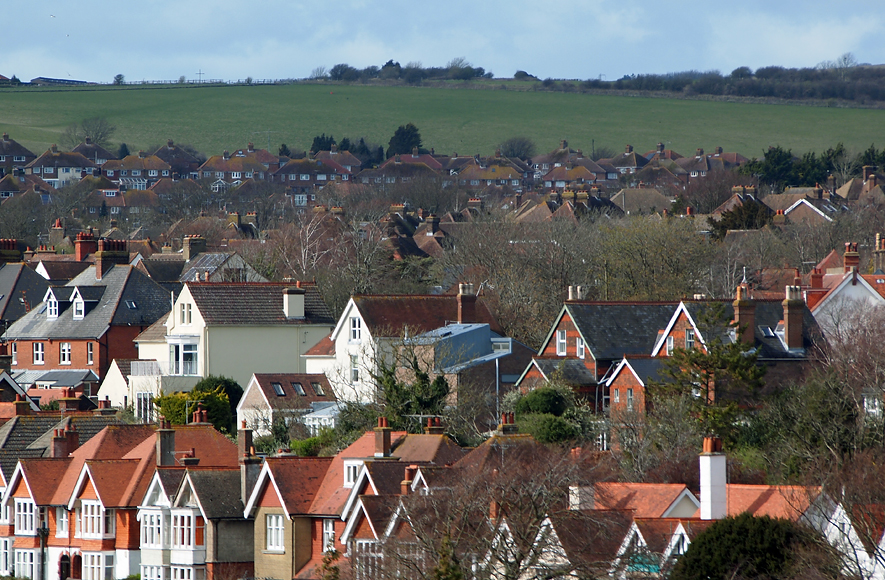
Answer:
(239, 421, 262, 500)
(423, 417, 445, 435)
(427, 214, 440, 235)
(182, 235, 207, 262)
(156, 417, 176, 466)
(732, 284, 755, 345)
(374, 417, 392, 457)
(843, 242, 860, 273)
(283, 284, 306, 319)
(14, 394, 30, 416)
(864, 166, 875, 181)
(74, 231, 97, 262)
(498, 412, 518, 435)
(401, 465, 417, 495)
(875, 234, 885, 273)
(782, 285, 805, 351)
(700, 437, 727, 520)
(59, 387, 80, 412)
(457, 283, 476, 323)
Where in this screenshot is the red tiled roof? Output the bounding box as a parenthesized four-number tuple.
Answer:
(594, 482, 691, 518)
(252, 373, 336, 409)
(352, 294, 502, 336)
(304, 333, 335, 357)
(265, 457, 334, 516)
(690, 484, 817, 520)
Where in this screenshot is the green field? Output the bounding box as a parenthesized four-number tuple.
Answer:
(1, 83, 883, 159)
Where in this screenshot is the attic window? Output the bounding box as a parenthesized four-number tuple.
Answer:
(878, 279, 885, 284)
(73, 299, 84, 319)
(271, 382, 285, 396)
(761, 327, 776, 338)
(125, 300, 138, 309)
(311, 382, 325, 396)
(47, 298, 58, 318)
(292, 382, 306, 396)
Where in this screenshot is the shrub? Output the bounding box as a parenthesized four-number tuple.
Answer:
(515, 387, 569, 417)
(533, 415, 579, 444)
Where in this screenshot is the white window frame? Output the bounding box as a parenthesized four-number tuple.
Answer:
(14, 549, 35, 579)
(350, 317, 361, 342)
(266, 514, 284, 552)
(149, 170, 158, 177)
(60, 342, 72, 365)
(140, 511, 164, 548)
(576, 337, 584, 359)
(685, 329, 695, 350)
(74, 299, 84, 319)
(666, 335, 674, 356)
(300, 174, 310, 181)
(47, 298, 58, 318)
(343, 461, 362, 488)
(613, 389, 620, 404)
(169, 342, 198, 376)
(171, 512, 197, 549)
(33, 342, 44, 365)
(83, 552, 114, 580)
(56, 507, 68, 538)
(80, 500, 112, 539)
(136, 392, 154, 423)
(10, 342, 16, 365)
(14, 498, 36, 535)
(142, 565, 167, 580)
(556, 330, 567, 356)
(627, 388, 634, 411)
(323, 519, 335, 552)
(350, 355, 359, 384)
(0, 537, 12, 575)
(180, 303, 192, 325)
(87, 342, 94, 365)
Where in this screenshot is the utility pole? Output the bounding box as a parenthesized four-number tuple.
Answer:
(195, 69, 204, 83)
(252, 130, 278, 152)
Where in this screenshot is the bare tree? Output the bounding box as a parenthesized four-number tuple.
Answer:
(60, 117, 117, 150)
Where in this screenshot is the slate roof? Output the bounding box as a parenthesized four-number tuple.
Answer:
(0, 133, 35, 159)
(134, 312, 170, 343)
(72, 140, 117, 163)
(0, 263, 50, 322)
(547, 509, 635, 574)
(185, 468, 245, 519)
(137, 258, 186, 283)
(250, 373, 335, 411)
(103, 153, 170, 172)
(532, 358, 597, 386)
(188, 282, 334, 326)
(352, 294, 502, 336)
(28, 148, 96, 170)
(565, 302, 679, 360)
(179, 252, 236, 282)
(609, 188, 674, 215)
(619, 358, 666, 385)
(4, 265, 171, 340)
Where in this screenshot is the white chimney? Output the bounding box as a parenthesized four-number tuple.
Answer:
(700, 437, 727, 520)
(283, 284, 305, 319)
(568, 485, 594, 510)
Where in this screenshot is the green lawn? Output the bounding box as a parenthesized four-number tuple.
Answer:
(1, 83, 882, 160)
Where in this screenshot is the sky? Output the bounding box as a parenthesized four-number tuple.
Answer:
(2, 1, 884, 84)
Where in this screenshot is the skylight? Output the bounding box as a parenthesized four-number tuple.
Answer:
(125, 300, 138, 309)
(292, 382, 306, 396)
(271, 382, 285, 396)
(311, 382, 325, 396)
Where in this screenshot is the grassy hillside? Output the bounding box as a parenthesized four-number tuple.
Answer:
(1, 83, 883, 160)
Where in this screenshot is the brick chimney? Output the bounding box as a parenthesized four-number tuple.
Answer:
(843, 242, 860, 273)
(94, 238, 128, 280)
(374, 416, 392, 457)
(423, 417, 445, 435)
(156, 417, 176, 466)
(182, 235, 207, 262)
(457, 283, 476, 323)
(239, 421, 262, 500)
(700, 437, 726, 520)
(732, 284, 755, 345)
(401, 465, 417, 495)
(864, 165, 876, 181)
(875, 234, 885, 273)
(498, 412, 518, 435)
(75, 231, 97, 262)
(283, 284, 306, 318)
(782, 285, 805, 351)
(427, 214, 440, 235)
(59, 387, 80, 412)
(51, 426, 80, 458)
(14, 394, 30, 416)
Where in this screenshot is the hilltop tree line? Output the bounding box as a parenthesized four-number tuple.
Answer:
(310, 57, 492, 85)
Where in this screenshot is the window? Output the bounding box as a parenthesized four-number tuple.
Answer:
(323, 519, 335, 552)
(10, 343, 16, 366)
(215, 172, 224, 178)
(171, 567, 203, 580)
(87, 342, 94, 365)
(80, 501, 112, 538)
(300, 174, 310, 181)
(344, 461, 362, 487)
(141, 512, 163, 547)
(149, 170, 158, 177)
(556, 330, 567, 356)
(350, 317, 361, 341)
(311, 382, 325, 396)
(56, 507, 69, 537)
(83, 553, 114, 580)
(60, 342, 72, 365)
(317, 174, 327, 181)
(266, 514, 284, 551)
(14, 550, 34, 579)
(685, 329, 695, 350)
(13, 156, 25, 163)
(15, 499, 35, 534)
(292, 382, 306, 396)
(47, 298, 58, 318)
(171, 513, 202, 548)
(350, 355, 359, 384)
(33, 342, 44, 365)
(110, 207, 120, 214)
(162, 170, 170, 177)
(613, 389, 620, 404)
(131, 170, 141, 176)
(180, 303, 192, 325)
(136, 392, 154, 423)
(142, 566, 167, 580)
(666, 335, 674, 356)
(231, 172, 241, 179)
(170, 343, 198, 375)
(576, 337, 585, 359)
(106, 170, 114, 177)
(627, 388, 634, 411)
(0, 538, 11, 575)
(121, 170, 128, 176)
(271, 382, 285, 396)
(74, 299, 84, 319)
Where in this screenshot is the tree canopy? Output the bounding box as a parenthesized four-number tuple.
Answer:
(386, 123, 423, 158)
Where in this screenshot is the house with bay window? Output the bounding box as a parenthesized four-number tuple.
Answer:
(3, 260, 170, 382)
(0, 421, 239, 580)
(121, 282, 334, 421)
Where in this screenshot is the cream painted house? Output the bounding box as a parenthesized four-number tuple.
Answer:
(304, 285, 501, 403)
(116, 282, 335, 420)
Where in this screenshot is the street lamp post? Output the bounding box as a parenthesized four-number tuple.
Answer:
(37, 521, 49, 580)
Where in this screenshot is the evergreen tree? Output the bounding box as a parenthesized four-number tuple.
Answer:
(311, 134, 336, 154)
(118, 143, 130, 158)
(386, 123, 422, 158)
(278, 143, 291, 157)
(708, 199, 772, 239)
(432, 535, 464, 580)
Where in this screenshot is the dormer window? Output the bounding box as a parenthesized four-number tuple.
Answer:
(73, 299, 85, 319)
(47, 298, 58, 318)
(343, 461, 363, 488)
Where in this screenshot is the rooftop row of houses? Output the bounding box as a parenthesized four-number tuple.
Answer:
(0, 409, 882, 580)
